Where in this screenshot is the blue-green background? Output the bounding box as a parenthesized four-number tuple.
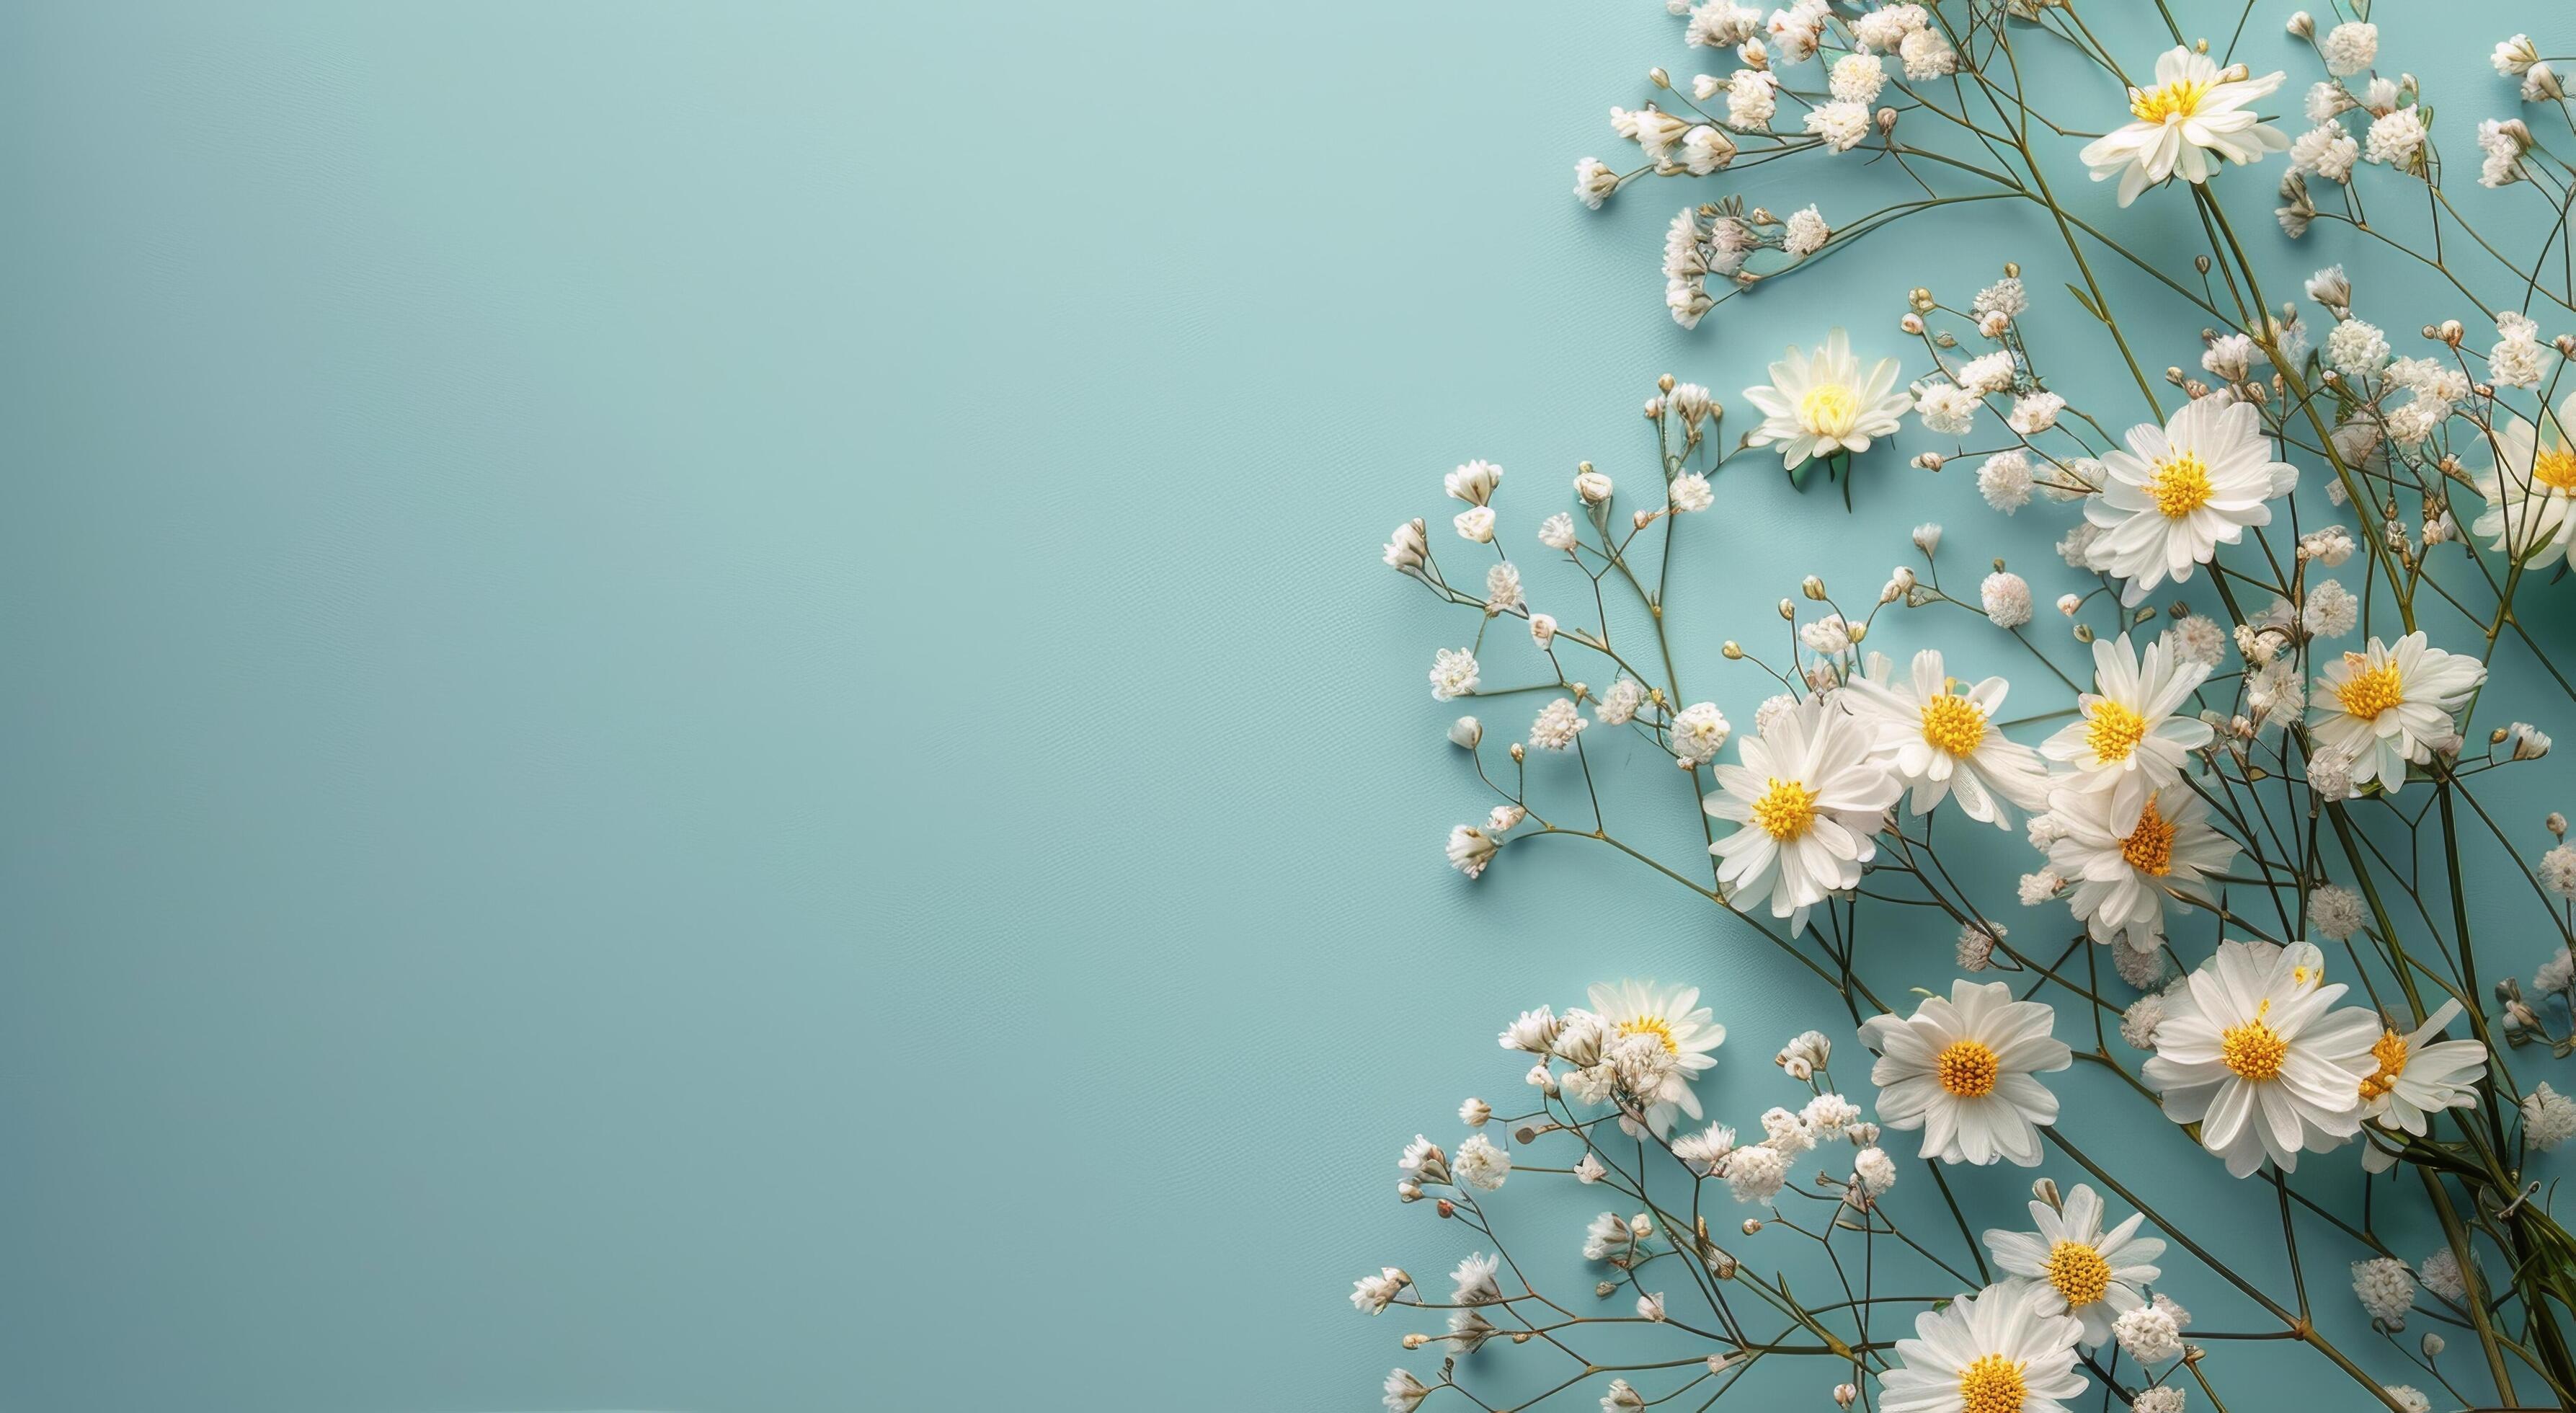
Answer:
(1, 3, 2567, 1410)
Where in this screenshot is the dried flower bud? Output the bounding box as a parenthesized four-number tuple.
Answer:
(2549, 812, 2567, 837)
(1834, 1385, 1858, 1409)
(2286, 10, 2314, 37)
(1801, 575, 1826, 599)
(1901, 312, 1925, 334)
(1741, 1218, 1762, 1234)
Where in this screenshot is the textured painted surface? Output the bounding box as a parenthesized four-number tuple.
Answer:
(0, 3, 2565, 1410)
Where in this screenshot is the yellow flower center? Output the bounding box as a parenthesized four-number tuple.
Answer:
(2146, 451, 2215, 518)
(2336, 660, 2406, 721)
(1958, 1353, 2028, 1413)
(2086, 699, 2149, 763)
(1619, 1016, 1682, 1055)
(2221, 1001, 2289, 1082)
(1920, 693, 1989, 756)
(2046, 1240, 2113, 1308)
(2358, 1028, 2410, 1101)
(2533, 446, 2576, 493)
(1751, 777, 1820, 841)
(1798, 383, 1862, 439)
(2131, 78, 2212, 124)
(1935, 1039, 2000, 1097)
(2120, 798, 2176, 877)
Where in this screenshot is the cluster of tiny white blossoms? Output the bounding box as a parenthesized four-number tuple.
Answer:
(1366, 5, 2576, 1411)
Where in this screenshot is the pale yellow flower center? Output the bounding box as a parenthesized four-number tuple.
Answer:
(1920, 693, 1988, 756)
(1798, 383, 1862, 438)
(2131, 78, 2212, 124)
(2087, 699, 2149, 763)
(2336, 660, 2406, 720)
(1958, 1353, 2028, 1413)
(2221, 1001, 2289, 1082)
(2358, 1028, 2410, 1101)
(2046, 1240, 2113, 1308)
(1751, 777, 1820, 841)
(1935, 1039, 2000, 1097)
(2533, 446, 2576, 493)
(1619, 1016, 1681, 1055)
(2120, 798, 2177, 877)
(2147, 451, 2215, 518)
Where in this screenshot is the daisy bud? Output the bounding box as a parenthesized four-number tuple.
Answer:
(1779, 598, 1796, 619)
(1508, 743, 1525, 763)
(1643, 397, 1663, 419)
(1834, 1384, 1858, 1409)
(1913, 451, 1945, 470)
(2558, 335, 2576, 359)
(1449, 716, 1483, 748)
(1436, 1199, 1454, 1218)
(1633, 509, 1656, 530)
(1575, 467, 1615, 503)
(1648, 66, 1670, 89)
(1530, 613, 1558, 646)
(1901, 312, 1925, 334)
(2057, 593, 2082, 616)
(1875, 107, 1897, 136)
(1741, 1218, 1762, 1234)
(1911, 523, 1942, 554)
(2422, 1334, 2446, 1357)
(1909, 287, 1935, 312)
(2286, 10, 2313, 36)
(2549, 812, 2567, 837)
(2072, 623, 2095, 642)
(1801, 575, 1826, 599)
(2439, 319, 2465, 347)
(1723, 640, 1744, 658)
(1978, 310, 2009, 340)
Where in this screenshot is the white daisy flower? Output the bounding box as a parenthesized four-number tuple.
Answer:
(2144, 941, 2379, 1177)
(1742, 328, 1914, 470)
(2471, 391, 2576, 567)
(2084, 396, 2296, 604)
(1705, 695, 1902, 934)
(2079, 47, 2291, 206)
(2354, 998, 2488, 1171)
(2038, 781, 2241, 951)
(2040, 634, 2216, 832)
(1878, 1282, 2089, 1413)
(2306, 633, 2487, 794)
(1842, 649, 2053, 828)
(1860, 979, 2073, 1167)
(1584, 979, 1726, 1134)
(1983, 1183, 2167, 1347)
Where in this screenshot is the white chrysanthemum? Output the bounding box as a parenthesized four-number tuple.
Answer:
(1671, 701, 1730, 766)
(1829, 52, 1887, 104)
(2041, 634, 2216, 831)
(2131, 1387, 2184, 1413)
(2084, 397, 2296, 604)
(2322, 22, 2378, 76)
(2325, 318, 2389, 376)
(1573, 156, 1619, 210)
(2145, 941, 2379, 1176)
(2290, 123, 2360, 181)
(1531, 697, 1588, 750)
(1705, 695, 1901, 932)
(1744, 329, 1912, 469)
(1584, 979, 1725, 1133)
(2165, 614, 2224, 668)
(1595, 677, 1645, 727)
(1955, 350, 2017, 394)
(2120, 992, 2168, 1050)
(2307, 633, 2487, 793)
(1973, 277, 2028, 317)
(2471, 391, 2576, 567)
(1899, 27, 1957, 79)
(2310, 883, 2365, 940)
(1723, 1142, 1791, 1202)
(2113, 1303, 2184, 1363)
(1429, 647, 1479, 700)
(2355, 999, 2487, 1169)
(1978, 451, 2035, 512)
(1454, 1133, 1511, 1190)
(1803, 99, 1873, 152)
(1447, 825, 1498, 879)
(1669, 471, 1714, 513)
(1861, 980, 2072, 1167)
(1800, 613, 1855, 655)
(2544, 846, 2576, 899)
(1678, 123, 1736, 174)
(1485, 562, 1524, 611)
(1855, 1146, 1898, 1194)
(1726, 68, 1778, 130)
(2538, 946, 2575, 996)
(1958, 920, 1999, 971)
(1454, 505, 1496, 543)
(2420, 1246, 2467, 1303)
(1984, 1183, 2167, 1347)
(1842, 648, 2052, 828)
(2040, 781, 2240, 950)
(1981, 571, 2033, 627)
(1916, 381, 1980, 435)
(1879, 1283, 2089, 1413)
(2353, 1257, 2415, 1326)
(1782, 204, 1830, 257)
(2363, 107, 2427, 169)
(2490, 309, 2546, 381)
(2081, 47, 2291, 206)
(2010, 392, 2065, 436)
(1539, 512, 1578, 552)
(2381, 1386, 2430, 1413)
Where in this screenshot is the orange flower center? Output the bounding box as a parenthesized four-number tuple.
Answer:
(2534, 446, 2576, 493)
(1958, 1353, 2028, 1413)
(2358, 1028, 2410, 1101)
(2147, 450, 2216, 517)
(2222, 1001, 2289, 1082)
(1921, 693, 1989, 756)
(1751, 777, 1820, 841)
(2046, 1240, 2113, 1307)
(2336, 660, 2405, 720)
(1618, 1016, 1681, 1055)
(1935, 1039, 2001, 1097)
(2120, 798, 2177, 877)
